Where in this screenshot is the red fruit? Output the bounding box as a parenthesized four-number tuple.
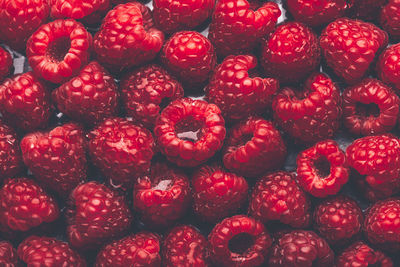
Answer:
(208, 0, 281, 57)
(249, 171, 311, 228)
(53, 61, 119, 125)
(320, 18, 388, 85)
(208, 215, 272, 267)
(95, 232, 161, 267)
(0, 178, 59, 232)
(120, 64, 184, 129)
(0, 47, 12, 82)
(272, 72, 342, 144)
(0, 121, 22, 180)
(380, 0, 400, 40)
(377, 43, 400, 92)
(351, 0, 387, 21)
(0, 241, 18, 266)
(0, 71, 51, 132)
(94, 2, 164, 72)
(26, 19, 92, 84)
(261, 22, 320, 84)
(354, 174, 400, 202)
(66, 181, 132, 249)
(206, 55, 279, 122)
(21, 123, 87, 197)
(192, 165, 248, 223)
(154, 98, 225, 167)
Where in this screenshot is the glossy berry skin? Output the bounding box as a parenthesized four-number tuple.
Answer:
(223, 117, 286, 178)
(21, 123, 87, 197)
(192, 165, 248, 223)
(261, 22, 320, 84)
(249, 171, 311, 228)
(95, 232, 161, 267)
(66, 181, 132, 249)
(53, 61, 119, 125)
(0, 241, 18, 266)
(297, 140, 349, 198)
(18, 236, 86, 267)
(206, 55, 279, 122)
(351, 0, 387, 21)
(208, 215, 272, 267)
(120, 64, 184, 129)
(0, 72, 51, 132)
(0, 47, 12, 82)
(0, 121, 22, 181)
(380, 0, 400, 40)
(377, 43, 400, 92)
(208, 0, 281, 57)
(154, 98, 225, 167)
(320, 18, 388, 85)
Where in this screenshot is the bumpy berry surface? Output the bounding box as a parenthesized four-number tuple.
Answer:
(377, 43, 400, 92)
(0, 241, 18, 266)
(0, 47, 12, 82)
(381, 0, 400, 41)
(0, 121, 22, 180)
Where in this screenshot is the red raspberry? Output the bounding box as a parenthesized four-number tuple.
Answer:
(268, 230, 334, 266)
(320, 18, 388, 85)
(0, 241, 18, 266)
(26, 19, 92, 84)
(297, 140, 349, 198)
(94, 2, 164, 72)
(163, 225, 209, 267)
(0, 71, 51, 132)
(66, 181, 132, 249)
(208, 215, 272, 267)
(208, 0, 281, 57)
(223, 117, 286, 178)
(351, 0, 387, 21)
(120, 64, 184, 129)
(354, 174, 400, 202)
(0, 47, 12, 82)
(95, 232, 161, 267)
(377, 43, 400, 92)
(272, 73, 342, 144)
(249, 171, 311, 228)
(18, 236, 86, 266)
(192, 165, 248, 223)
(88, 117, 155, 187)
(0, 178, 59, 232)
(261, 22, 320, 84)
(343, 78, 399, 136)
(380, 0, 400, 41)
(206, 55, 279, 122)
(154, 98, 225, 167)
(0, 121, 22, 181)
(52, 61, 119, 125)
(153, 0, 215, 34)
(21, 123, 87, 197)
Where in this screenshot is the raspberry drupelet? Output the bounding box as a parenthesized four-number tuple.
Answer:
(0, 241, 18, 266)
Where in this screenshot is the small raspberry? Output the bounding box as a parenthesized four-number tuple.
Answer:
(0, 47, 12, 82)
(0, 121, 22, 181)
(351, 0, 387, 21)
(377, 43, 400, 92)
(0, 241, 18, 266)
(380, 0, 400, 41)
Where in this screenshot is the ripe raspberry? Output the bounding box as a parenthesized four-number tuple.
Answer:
(261, 22, 320, 84)
(223, 117, 286, 178)
(153, 0, 215, 34)
(88, 117, 155, 187)
(163, 225, 209, 267)
(272, 72, 342, 144)
(249, 171, 311, 228)
(0, 178, 59, 232)
(0, 71, 51, 132)
(380, 0, 400, 41)
(94, 2, 164, 72)
(206, 55, 279, 122)
(21, 123, 87, 197)
(351, 0, 387, 21)
(320, 18, 388, 85)
(268, 230, 334, 266)
(26, 19, 92, 84)
(0, 47, 12, 82)
(354, 174, 400, 202)
(192, 165, 248, 223)
(120, 64, 183, 129)
(53, 61, 119, 125)
(208, 0, 281, 57)
(18, 236, 86, 266)
(66, 181, 132, 249)
(208, 215, 272, 267)
(0, 241, 18, 266)
(95, 232, 161, 267)
(377, 43, 400, 92)
(154, 98, 225, 167)
(0, 121, 22, 181)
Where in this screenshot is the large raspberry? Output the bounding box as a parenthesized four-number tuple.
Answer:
(377, 43, 400, 92)
(0, 241, 18, 266)
(380, 0, 400, 41)
(0, 47, 12, 82)
(0, 121, 22, 181)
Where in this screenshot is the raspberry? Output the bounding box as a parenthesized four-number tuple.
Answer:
(192, 165, 248, 223)
(223, 117, 286, 178)
(208, 215, 272, 267)
(154, 98, 226, 167)
(0, 71, 51, 132)
(208, 0, 281, 57)
(206, 55, 279, 122)
(320, 18, 388, 85)
(26, 19, 92, 84)
(0, 241, 18, 266)
(0, 47, 12, 82)
(0, 121, 22, 181)
(120, 64, 184, 129)
(351, 0, 387, 21)
(377, 43, 400, 92)
(261, 22, 320, 84)
(380, 0, 400, 41)
(354, 174, 400, 202)
(272, 72, 342, 144)
(52, 61, 119, 125)
(297, 140, 349, 198)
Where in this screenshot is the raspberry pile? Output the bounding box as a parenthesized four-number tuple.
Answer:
(1, 0, 400, 266)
